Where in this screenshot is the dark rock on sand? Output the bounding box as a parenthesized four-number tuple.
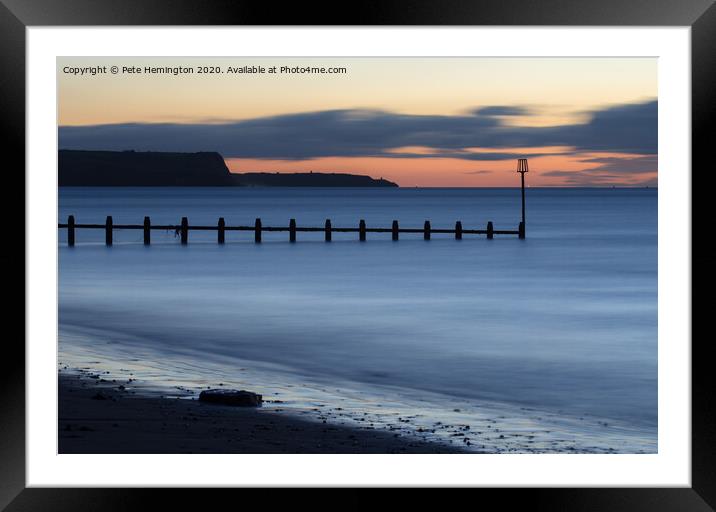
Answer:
(199, 389, 263, 407)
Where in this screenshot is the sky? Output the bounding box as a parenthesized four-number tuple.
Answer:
(58, 57, 657, 187)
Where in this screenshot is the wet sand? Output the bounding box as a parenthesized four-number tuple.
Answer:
(58, 371, 467, 454)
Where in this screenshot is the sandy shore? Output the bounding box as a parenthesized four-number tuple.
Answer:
(58, 370, 467, 454)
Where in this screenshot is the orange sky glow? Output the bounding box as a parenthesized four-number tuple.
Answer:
(226, 151, 657, 188)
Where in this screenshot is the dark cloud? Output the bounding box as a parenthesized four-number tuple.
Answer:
(542, 155, 658, 186)
(525, 101, 658, 155)
(573, 155, 658, 174)
(59, 100, 657, 160)
(471, 105, 531, 116)
(383, 149, 568, 161)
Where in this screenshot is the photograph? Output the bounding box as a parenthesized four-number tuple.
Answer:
(56, 56, 658, 455)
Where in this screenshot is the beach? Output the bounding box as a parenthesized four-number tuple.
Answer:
(58, 369, 467, 454)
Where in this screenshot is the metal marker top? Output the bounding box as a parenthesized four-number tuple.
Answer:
(517, 158, 529, 173)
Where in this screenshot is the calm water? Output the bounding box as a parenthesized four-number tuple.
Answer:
(58, 187, 657, 452)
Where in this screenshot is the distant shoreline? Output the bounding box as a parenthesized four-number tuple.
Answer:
(58, 150, 398, 188)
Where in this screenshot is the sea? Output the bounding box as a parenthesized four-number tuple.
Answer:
(58, 187, 657, 453)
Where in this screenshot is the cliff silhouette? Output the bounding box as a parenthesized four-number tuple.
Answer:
(59, 150, 234, 186)
(58, 150, 398, 187)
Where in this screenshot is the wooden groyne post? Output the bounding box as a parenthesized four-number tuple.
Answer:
(143, 216, 151, 245)
(105, 216, 113, 246)
(67, 215, 75, 247)
(255, 218, 262, 243)
(359, 219, 366, 241)
(325, 219, 332, 242)
(218, 217, 225, 244)
(289, 218, 297, 242)
(423, 220, 431, 240)
(392, 220, 399, 241)
(455, 221, 462, 240)
(180, 217, 188, 244)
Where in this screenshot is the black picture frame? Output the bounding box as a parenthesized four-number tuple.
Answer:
(1, 0, 712, 508)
